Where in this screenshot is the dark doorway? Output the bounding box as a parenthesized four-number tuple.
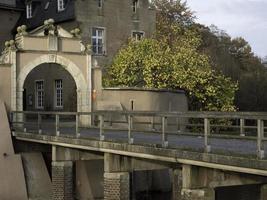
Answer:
(23, 63, 77, 112)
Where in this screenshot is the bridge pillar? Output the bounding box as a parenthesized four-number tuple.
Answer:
(52, 161, 74, 200)
(261, 185, 267, 200)
(104, 172, 130, 200)
(172, 168, 183, 200)
(172, 165, 215, 200)
(104, 153, 130, 200)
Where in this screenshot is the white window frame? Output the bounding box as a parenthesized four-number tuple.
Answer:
(26, 3, 32, 19)
(132, 31, 145, 41)
(35, 80, 44, 109)
(132, 0, 139, 13)
(57, 0, 65, 12)
(92, 27, 106, 55)
(54, 79, 63, 108)
(98, 0, 103, 8)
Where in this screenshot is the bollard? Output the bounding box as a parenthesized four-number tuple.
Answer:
(99, 115, 105, 141)
(240, 119, 245, 137)
(56, 114, 60, 136)
(76, 114, 80, 138)
(38, 113, 42, 134)
(257, 119, 265, 159)
(162, 116, 168, 148)
(128, 115, 134, 144)
(204, 118, 211, 153)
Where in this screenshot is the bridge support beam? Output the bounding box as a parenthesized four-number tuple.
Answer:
(52, 161, 74, 200)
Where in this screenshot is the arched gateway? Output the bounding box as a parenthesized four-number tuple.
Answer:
(0, 21, 92, 125)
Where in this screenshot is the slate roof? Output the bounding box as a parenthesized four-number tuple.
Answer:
(0, 0, 24, 10)
(17, 0, 75, 30)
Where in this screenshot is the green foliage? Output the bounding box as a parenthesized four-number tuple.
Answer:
(198, 24, 267, 111)
(105, 0, 238, 112)
(106, 38, 237, 111)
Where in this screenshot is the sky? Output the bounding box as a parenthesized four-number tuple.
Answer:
(186, 0, 267, 58)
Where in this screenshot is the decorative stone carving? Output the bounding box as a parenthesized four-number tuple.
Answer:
(14, 25, 27, 50)
(0, 40, 17, 64)
(70, 28, 81, 38)
(83, 44, 92, 55)
(44, 19, 57, 36)
(16, 25, 28, 37)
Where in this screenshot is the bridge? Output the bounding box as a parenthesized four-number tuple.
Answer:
(7, 109, 267, 199)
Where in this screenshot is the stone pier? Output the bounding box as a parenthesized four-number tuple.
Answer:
(52, 161, 74, 200)
(104, 172, 130, 200)
(104, 153, 130, 200)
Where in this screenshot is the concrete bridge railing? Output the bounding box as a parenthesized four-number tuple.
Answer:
(10, 110, 267, 160)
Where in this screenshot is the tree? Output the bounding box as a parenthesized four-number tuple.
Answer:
(105, 38, 237, 111)
(197, 24, 267, 111)
(105, 0, 238, 111)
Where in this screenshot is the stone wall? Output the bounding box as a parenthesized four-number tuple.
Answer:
(100, 88, 188, 112)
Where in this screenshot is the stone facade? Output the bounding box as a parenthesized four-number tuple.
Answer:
(18, 0, 156, 68)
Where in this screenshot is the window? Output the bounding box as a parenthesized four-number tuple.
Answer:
(132, 31, 144, 41)
(98, 0, 103, 8)
(92, 27, 105, 55)
(26, 3, 32, 19)
(44, 1, 50, 10)
(132, 0, 138, 13)
(55, 80, 63, 108)
(35, 81, 44, 109)
(57, 0, 65, 12)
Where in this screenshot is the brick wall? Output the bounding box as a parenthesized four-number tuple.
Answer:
(52, 161, 74, 200)
(104, 172, 130, 200)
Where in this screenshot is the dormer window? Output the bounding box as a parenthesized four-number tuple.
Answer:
(132, 31, 144, 41)
(132, 0, 138, 13)
(98, 0, 103, 8)
(26, 3, 32, 19)
(57, 0, 65, 12)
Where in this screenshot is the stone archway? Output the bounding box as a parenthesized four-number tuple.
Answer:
(16, 54, 89, 113)
(0, 22, 92, 125)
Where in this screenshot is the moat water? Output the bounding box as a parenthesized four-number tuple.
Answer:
(134, 184, 261, 200)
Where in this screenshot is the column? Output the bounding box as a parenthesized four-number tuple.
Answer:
(173, 165, 215, 200)
(172, 168, 182, 200)
(52, 161, 73, 200)
(104, 172, 130, 200)
(104, 153, 130, 200)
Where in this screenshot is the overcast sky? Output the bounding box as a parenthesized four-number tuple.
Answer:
(186, 0, 267, 58)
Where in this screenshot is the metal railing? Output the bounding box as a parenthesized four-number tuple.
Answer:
(10, 110, 267, 159)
